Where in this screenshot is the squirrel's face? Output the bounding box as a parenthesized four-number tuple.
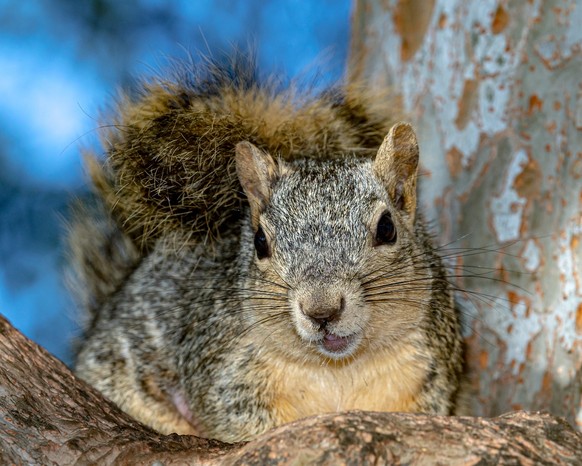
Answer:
(236, 124, 429, 363)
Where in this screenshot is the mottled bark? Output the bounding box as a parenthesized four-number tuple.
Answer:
(350, 0, 582, 429)
(1, 315, 581, 464)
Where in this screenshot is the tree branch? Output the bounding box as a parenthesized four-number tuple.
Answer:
(0, 315, 580, 465)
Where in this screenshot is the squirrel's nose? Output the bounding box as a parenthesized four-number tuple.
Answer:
(301, 296, 345, 329)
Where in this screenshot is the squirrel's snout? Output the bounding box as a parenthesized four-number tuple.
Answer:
(300, 295, 345, 329)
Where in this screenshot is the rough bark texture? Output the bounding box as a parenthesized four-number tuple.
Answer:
(350, 0, 582, 429)
(0, 316, 581, 465)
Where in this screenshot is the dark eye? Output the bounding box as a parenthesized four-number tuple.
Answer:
(254, 226, 270, 259)
(375, 211, 397, 246)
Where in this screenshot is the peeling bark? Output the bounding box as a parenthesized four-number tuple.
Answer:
(350, 0, 582, 430)
(1, 316, 581, 464)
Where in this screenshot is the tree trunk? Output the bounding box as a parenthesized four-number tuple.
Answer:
(350, 0, 582, 429)
(0, 316, 580, 464)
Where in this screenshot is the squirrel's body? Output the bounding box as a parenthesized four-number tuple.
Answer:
(73, 55, 464, 442)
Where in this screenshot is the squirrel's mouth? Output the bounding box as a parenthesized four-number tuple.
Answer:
(318, 331, 357, 357)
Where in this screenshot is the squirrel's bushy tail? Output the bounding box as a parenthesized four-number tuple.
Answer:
(70, 50, 399, 318)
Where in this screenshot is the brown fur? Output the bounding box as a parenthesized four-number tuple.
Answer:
(263, 331, 430, 424)
(73, 53, 398, 313)
(72, 53, 464, 442)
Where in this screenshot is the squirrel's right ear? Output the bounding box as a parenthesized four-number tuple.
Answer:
(373, 123, 420, 221)
(235, 141, 280, 226)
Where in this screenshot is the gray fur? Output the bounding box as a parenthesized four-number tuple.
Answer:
(76, 152, 463, 442)
(73, 57, 463, 443)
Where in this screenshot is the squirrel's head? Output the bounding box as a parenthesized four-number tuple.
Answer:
(236, 123, 430, 363)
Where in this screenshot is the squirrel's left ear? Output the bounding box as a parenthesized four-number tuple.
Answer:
(373, 122, 419, 220)
(235, 141, 280, 227)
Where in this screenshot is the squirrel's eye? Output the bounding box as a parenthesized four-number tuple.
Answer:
(254, 226, 270, 259)
(375, 211, 397, 246)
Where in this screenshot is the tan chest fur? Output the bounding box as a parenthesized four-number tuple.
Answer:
(260, 339, 430, 425)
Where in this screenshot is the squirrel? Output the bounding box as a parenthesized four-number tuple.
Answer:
(71, 53, 464, 443)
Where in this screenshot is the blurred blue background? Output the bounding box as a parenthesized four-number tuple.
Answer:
(0, 0, 352, 366)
